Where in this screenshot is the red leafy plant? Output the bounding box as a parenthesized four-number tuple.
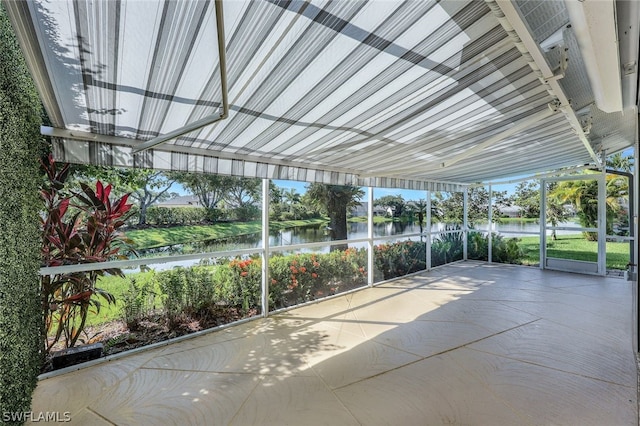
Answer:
(40, 155, 134, 353)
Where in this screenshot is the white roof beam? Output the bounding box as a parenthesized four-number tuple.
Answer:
(488, 0, 602, 168)
(131, 0, 229, 154)
(565, 0, 623, 113)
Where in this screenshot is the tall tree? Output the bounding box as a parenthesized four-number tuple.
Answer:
(72, 167, 175, 225)
(224, 177, 261, 208)
(433, 187, 507, 226)
(405, 199, 438, 233)
(306, 184, 364, 251)
(129, 170, 176, 225)
(545, 182, 570, 240)
(282, 188, 302, 219)
(0, 5, 44, 417)
(282, 188, 301, 206)
(374, 195, 405, 218)
(169, 172, 229, 211)
(513, 180, 540, 218)
(224, 177, 261, 221)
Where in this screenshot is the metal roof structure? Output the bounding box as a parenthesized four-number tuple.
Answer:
(4, 0, 639, 191)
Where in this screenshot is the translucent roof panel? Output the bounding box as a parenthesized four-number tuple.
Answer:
(5, 0, 637, 190)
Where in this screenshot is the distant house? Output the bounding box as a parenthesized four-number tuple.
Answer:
(156, 195, 203, 208)
(351, 202, 388, 217)
(497, 205, 523, 218)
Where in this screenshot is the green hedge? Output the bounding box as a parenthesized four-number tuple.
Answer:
(145, 206, 210, 225)
(374, 241, 426, 280)
(120, 249, 369, 325)
(0, 5, 44, 422)
(268, 249, 367, 308)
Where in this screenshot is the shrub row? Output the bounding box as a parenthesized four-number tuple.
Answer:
(145, 206, 220, 225)
(372, 231, 524, 274)
(144, 205, 261, 225)
(120, 237, 524, 333)
(466, 231, 524, 264)
(121, 248, 369, 327)
(374, 241, 426, 280)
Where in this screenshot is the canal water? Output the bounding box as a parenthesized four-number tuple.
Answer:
(139, 220, 578, 259)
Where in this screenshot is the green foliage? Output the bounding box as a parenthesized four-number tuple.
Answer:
(269, 249, 367, 308)
(493, 237, 524, 264)
(71, 167, 176, 225)
(224, 177, 261, 210)
(403, 199, 434, 225)
(269, 185, 324, 221)
(0, 4, 45, 418)
(373, 241, 426, 280)
(375, 195, 405, 217)
(169, 173, 261, 219)
(169, 172, 227, 210)
(229, 205, 261, 222)
(145, 206, 207, 225)
(433, 187, 508, 225)
(213, 258, 262, 311)
(467, 231, 489, 261)
(549, 173, 625, 240)
(306, 184, 364, 249)
(466, 231, 523, 264)
(118, 248, 367, 325)
(41, 156, 134, 351)
(157, 266, 218, 326)
(120, 275, 158, 329)
(431, 227, 465, 266)
(606, 152, 634, 173)
(513, 180, 540, 218)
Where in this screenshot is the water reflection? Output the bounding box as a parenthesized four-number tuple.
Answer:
(137, 221, 561, 258)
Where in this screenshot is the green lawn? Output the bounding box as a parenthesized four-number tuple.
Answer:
(498, 217, 539, 224)
(516, 234, 630, 270)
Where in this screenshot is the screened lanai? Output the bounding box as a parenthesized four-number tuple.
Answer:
(3, 0, 640, 423)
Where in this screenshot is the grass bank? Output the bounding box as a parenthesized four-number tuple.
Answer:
(515, 234, 629, 270)
(125, 218, 329, 250)
(498, 217, 539, 224)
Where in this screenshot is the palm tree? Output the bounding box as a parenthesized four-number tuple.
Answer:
(549, 173, 625, 240)
(607, 152, 633, 173)
(282, 188, 301, 219)
(406, 199, 442, 234)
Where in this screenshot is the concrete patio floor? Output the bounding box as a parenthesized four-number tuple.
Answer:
(30, 261, 638, 425)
